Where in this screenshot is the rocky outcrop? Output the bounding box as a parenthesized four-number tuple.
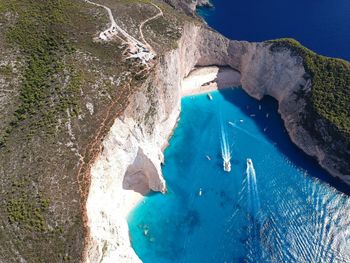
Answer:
(85, 21, 349, 263)
(163, 0, 212, 15)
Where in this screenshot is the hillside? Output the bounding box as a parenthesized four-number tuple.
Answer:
(0, 0, 191, 262)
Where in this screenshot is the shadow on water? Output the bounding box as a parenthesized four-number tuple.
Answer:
(219, 87, 350, 196)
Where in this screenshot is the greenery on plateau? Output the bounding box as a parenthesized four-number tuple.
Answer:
(0, 0, 81, 147)
(0, 0, 85, 261)
(6, 179, 50, 232)
(269, 39, 350, 138)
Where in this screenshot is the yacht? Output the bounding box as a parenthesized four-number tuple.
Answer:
(247, 158, 252, 166)
(224, 159, 231, 172)
(207, 93, 213, 100)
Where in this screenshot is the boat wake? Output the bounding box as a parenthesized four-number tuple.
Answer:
(245, 159, 266, 260)
(246, 159, 261, 213)
(220, 121, 231, 172)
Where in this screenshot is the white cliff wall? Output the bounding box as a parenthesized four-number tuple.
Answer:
(85, 24, 202, 263)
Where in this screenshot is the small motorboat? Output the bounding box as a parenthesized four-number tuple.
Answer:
(198, 188, 203, 196)
(228, 121, 234, 126)
(266, 113, 269, 118)
(247, 158, 252, 166)
(206, 155, 211, 161)
(259, 105, 262, 110)
(224, 159, 231, 172)
(207, 93, 213, 100)
(239, 119, 244, 123)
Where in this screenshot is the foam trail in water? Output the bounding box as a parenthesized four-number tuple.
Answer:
(245, 159, 266, 260)
(246, 161, 261, 212)
(229, 122, 268, 145)
(220, 120, 231, 171)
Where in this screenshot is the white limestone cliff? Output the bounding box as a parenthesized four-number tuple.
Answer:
(84, 25, 196, 262)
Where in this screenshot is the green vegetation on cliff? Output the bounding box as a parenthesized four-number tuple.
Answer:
(0, 1, 87, 261)
(0, 0, 80, 147)
(269, 39, 350, 139)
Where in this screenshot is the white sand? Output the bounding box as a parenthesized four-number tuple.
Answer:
(120, 189, 144, 217)
(181, 66, 241, 96)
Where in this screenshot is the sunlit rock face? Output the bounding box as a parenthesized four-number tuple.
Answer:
(85, 25, 194, 262)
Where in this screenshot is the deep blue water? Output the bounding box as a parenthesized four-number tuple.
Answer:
(128, 89, 350, 262)
(197, 0, 350, 61)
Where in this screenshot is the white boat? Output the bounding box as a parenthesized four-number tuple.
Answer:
(207, 93, 213, 100)
(223, 159, 231, 172)
(247, 158, 252, 166)
(239, 119, 244, 123)
(198, 188, 203, 196)
(228, 121, 234, 126)
(206, 155, 211, 161)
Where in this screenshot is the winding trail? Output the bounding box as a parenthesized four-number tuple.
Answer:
(84, 0, 143, 45)
(139, 2, 164, 53)
(83, 0, 163, 63)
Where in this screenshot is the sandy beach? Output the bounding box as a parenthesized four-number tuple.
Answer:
(181, 66, 241, 96)
(120, 189, 144, 217)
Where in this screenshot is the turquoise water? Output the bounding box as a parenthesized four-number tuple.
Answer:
(128, 89, 350, 262)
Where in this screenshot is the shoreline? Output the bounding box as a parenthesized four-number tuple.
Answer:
(181, 66, 241, 96)
(121, 190, 144, 218)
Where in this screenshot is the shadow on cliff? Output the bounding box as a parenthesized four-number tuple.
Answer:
(219, 87, 350, 196)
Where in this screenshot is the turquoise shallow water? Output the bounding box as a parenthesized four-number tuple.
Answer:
(128, 89, 350, 262)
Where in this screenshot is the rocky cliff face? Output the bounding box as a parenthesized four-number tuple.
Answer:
(85, 22, 348, 262)
(85, 25, 195, 262)
(163, 0, 212, 15)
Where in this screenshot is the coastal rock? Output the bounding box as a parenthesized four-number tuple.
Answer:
(163, 0, 212, 15)
(85, 22, 349, 263)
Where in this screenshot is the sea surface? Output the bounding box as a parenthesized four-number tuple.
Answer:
(128, 89, 350, 262)
(197, 0, 350, 61)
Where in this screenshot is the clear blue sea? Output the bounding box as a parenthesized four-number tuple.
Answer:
(197, 0, 350, 61)
(128, 89, 350, 262)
